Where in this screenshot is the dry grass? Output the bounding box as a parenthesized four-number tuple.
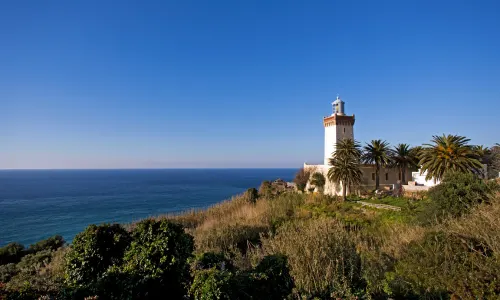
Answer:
(260, 218, 362, 298)
(443, 194, 500, 254)
(374, 223, 426, 259)
(151, 192, 306, 253)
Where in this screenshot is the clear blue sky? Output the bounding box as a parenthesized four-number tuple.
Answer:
(1, 0, 499, 169)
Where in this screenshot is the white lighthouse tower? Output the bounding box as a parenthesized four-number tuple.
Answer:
(323, 96, 355, 165)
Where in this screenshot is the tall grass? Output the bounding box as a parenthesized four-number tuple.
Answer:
(261, 218, 363, 298)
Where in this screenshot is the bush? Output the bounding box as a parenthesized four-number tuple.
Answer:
(387, 231, 500, 299)
(121, 219, 194, 298)
(28, 235, 65, 254)
(243, 188, 259, 204)
(0, 263, 17, 283)
(190, 268, 235, 300)
(0, 243, 25, 265)
(261, 218, 363, 298)
(65, 224, 131, 286)
(258, 181, 273, 198)
(249, 254, 294, 299)
(310, 172, 326, 193)
(189, 254, 294, 300)
(293, 168, 311, 192)
(191, 252, 234, 272)
(428, 171, 496, 218)
(2, 248, 67, 298)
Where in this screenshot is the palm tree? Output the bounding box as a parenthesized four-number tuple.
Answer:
(389, 144, 418, 184)
(473, 145, 492, 164)
(327, 139, 362, 201)
(310, 172, 326, 193)
(419, 134, 482, 181)
(362, 140, 391, 190)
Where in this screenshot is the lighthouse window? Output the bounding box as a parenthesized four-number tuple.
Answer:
(385, 173, 389, 181)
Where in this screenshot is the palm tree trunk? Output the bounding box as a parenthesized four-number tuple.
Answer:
(401, 166, 406, 184)
(342, 181, 347, 201)
(375, 164, 380, 190)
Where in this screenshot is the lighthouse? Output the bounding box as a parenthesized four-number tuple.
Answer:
(323, 96, 355, 165)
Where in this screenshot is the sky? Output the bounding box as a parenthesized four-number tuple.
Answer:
(1, 0, 499, 169)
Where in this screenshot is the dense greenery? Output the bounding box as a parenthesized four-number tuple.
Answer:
(362, 139, 391, 189)
(427, 171, 497, 218)
(293, 168, 311, 192)
(309, 172, 326, 193)
(1, 175, 500, 299)
(389, 143, 419, 184)
(420, 134, 483, 181)
(1, 134, 499, 299)
(328, 138, 363, 200)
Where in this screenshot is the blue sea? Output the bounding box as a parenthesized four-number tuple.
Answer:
(0, 169, 296, 247)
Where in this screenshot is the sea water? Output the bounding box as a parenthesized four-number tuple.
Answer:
(0, 169, 296, 247)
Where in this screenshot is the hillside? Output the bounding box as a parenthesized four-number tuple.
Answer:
(1, 174, 499, 299)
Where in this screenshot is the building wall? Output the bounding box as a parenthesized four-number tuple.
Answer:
(304, 163, 410, 196)
(323, 122, 354, 165)
(411, 170, 440, 187)
(324, 125, 336, 166)
(360, 166, 413, 189)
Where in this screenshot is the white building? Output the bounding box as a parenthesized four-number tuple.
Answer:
(411, 170, 440, 187)
(305, 96, 410, 195)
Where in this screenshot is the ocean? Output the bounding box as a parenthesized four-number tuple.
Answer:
(0, 169, 296, 247)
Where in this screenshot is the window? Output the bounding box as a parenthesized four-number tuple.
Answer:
(398, 172, 401, 180)
(385, 173, 389, 181)
(343, 128, 346, 133)
(371, 173, 375, 180)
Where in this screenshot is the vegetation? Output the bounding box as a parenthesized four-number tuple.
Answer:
(427, 171, 497, 218)
(389, 143, 418, 184)
(420, 134, 483, 181)
(309, 172, 326, 193)
(328, 139, 363, 201)
(1, 134, 500, 299)
(258, 180, 273, 198)
(243, 187, 259, 204)
(362, 139, 391, 189)
(293, 168, 311, 192)
(488, 144, 500, 178)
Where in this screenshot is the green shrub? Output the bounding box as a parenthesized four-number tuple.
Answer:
(121, 219, 194, 298)
(387, 231, 500, 299)
(249, 254, 294, 299)
(243, 188, 259, 204)
(189, 268, 235, 300)
(428, 171, 496, 218)
(189, 254, 294, 300)
(261, 218, 363, 298)
(258, 181, 273, 198)
(191, 252, 234, 272)
(0, 243, 25, 265)
(293, 168, 311, 192)
(310, 172, 326, 193)
(27, 235, 65, 254)
(0, 263, 17, 283)
(65, 224, 131, 286)
(15, 250, 52, 275)
(3, 249, 67, 299)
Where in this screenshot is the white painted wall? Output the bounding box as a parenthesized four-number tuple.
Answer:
(304, 163, 342, 196)
(411, 170, 440, 187)
(323, 118, 354, 165)
(324, 125, 336, 166)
